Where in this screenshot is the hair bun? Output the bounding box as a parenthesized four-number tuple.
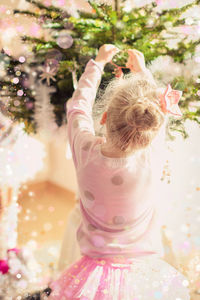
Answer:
(125, 102, 159, 131)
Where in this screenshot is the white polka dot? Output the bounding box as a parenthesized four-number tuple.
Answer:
(84, 190, 95, 201)
(111, 175, 123, 185)
(113, 216, 125, 225)
(88, 224, 96, 231)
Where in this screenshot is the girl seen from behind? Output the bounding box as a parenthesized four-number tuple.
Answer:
(46, 44, 190, 300)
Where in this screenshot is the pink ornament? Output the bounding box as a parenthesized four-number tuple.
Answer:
(22, 78, 30, 88)
(13, 77, 19, 84)
(46, 49, 63, 61)
(45, 58, 59, 72)
(17, 90, 23, 97)
(0, 259, 9, 274)
(197, 90, 200, 96)
(56, 33, 73, 49)
(19, 56, 26, 63)
(26, 102, 34, 109)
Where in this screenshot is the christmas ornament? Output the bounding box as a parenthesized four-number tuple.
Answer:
(56, 32, 73, 49)
(64, 21, 74, 30)
(19, 56, 26, 63)
(45, 58, 59, 70)
(38, 64, 57, 86)
(46, 49, 63, 61)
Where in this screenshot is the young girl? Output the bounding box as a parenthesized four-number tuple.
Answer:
(47, 45, 190, 300)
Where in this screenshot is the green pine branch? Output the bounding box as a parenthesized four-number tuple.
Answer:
(25, 0, 64, 13)
(88, 0, 106, 19)
(21, 36, 47, 44)
(158, 0, 200, 16)
(13, 9, 40, 18)
(43, 22, 64, 29)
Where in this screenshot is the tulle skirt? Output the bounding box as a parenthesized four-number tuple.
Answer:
(49, 255, 190, 300)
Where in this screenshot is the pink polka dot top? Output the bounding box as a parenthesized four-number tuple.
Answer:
(67, 59, 166, 259)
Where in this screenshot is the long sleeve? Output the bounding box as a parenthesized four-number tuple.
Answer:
(66, 59, 104, 168)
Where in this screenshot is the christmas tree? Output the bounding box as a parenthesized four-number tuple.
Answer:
(0, 0, 200, 138)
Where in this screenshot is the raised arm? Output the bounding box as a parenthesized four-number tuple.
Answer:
(126, 49, 156, 85)
(66, 44, 119, 167)
(67, 44, 119, 121)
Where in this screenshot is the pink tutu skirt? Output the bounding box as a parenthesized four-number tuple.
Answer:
(49, 255, 190, 300)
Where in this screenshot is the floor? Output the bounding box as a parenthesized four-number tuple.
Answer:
(17, 181, 76, 274)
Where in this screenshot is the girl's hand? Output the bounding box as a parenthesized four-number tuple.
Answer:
(126, 49, 146, 73)
(95, 44, 120, 68)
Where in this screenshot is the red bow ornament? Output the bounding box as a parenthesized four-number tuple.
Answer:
(159, 84, 182, 117)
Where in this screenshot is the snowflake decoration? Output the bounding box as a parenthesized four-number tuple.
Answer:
(38, 65, 57, 86)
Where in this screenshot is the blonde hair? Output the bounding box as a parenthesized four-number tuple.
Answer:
(94, 72, 165, 153)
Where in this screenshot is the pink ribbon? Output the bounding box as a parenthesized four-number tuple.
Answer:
(159, 84, 182, 117)
(110, 60, 183, 117)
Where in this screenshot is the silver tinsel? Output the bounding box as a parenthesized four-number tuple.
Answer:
(34, 82, 58, 139)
